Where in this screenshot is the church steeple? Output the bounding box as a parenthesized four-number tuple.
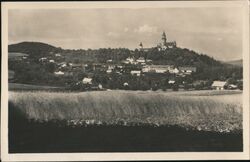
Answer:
(139, 42, 143, 51)
(162, 31, 167, 45)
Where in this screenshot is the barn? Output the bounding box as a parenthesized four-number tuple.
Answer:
(211, 81, 227, 90)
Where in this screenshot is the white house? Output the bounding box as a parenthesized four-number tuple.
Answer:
(126, 57, 134, 63)
(61, 64, 67, 68)
(131, 70, 141, 76)
(39, 57, 47, 62)
(122, 60, 130, 64)
(136, 57, 146, 63)
(107, 59, 112, 62)
(117, 65, 123, 69)
(55, 53, 61, 57)
(211, 81, 227, 90)
(49, 59, 55, 63)
(179, 66, 197, 74)
(106, 69, 112, 73)
(169, 68, 179, 74)
(108, 65, 115, 70)
(98, 84, 103, 89)
(168, 80, 175, 84)
(142, 66, 151, 73)
(54, 71, 64, 75)
(124, 57, 137, 64)
(142, 65, 173, 73)
(82, 77, 93, 84)
(58, 62, 67, 68)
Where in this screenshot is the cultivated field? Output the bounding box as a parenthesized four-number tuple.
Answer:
(9, 83, 64, 91)
(9, 90, 243, 133)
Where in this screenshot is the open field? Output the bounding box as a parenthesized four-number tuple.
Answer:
(8, 52, 28, 58)
(9, 90, 243, 152)
(9, 90, 242, 132)
(9, 83, 65, 91)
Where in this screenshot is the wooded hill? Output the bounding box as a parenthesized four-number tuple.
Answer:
(9, 41, 222, 68)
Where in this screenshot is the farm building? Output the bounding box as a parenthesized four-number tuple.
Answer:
(211, 81, 227, 90)
(136, 57, 146, 63)
(169, 67, 179, 74)
(142, 65, 174, 73)
(108, 65, 115, 70)
(61, 64, 67, 68)
(71, 63, 85, 71)
(131, 70, 141, 76)
(39, 57, 47, 62)
(55, 53, 61, 57)
(106, 59, 113, 63)
(117, 65, 123, 69)
(98, 84, 103, 89)
(179, 66, 197, 74)
(106, 69, 112, 73)
(58, 62, 67, 68)
(82, 77, 92, 84)
(124, 57, 137, 64)
(168, 80, 175, 84)
(54, 71, 64, 75)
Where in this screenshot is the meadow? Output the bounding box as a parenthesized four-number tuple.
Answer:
(9, 90, 242, 133)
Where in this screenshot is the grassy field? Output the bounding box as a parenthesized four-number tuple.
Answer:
(9, 90, 242, 133)
(8, 52, 28, 58)
(9, 83, 65, 91)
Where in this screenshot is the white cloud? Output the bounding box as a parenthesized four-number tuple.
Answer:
(107, 32, 119, 37)
(134, 24, 158, 34)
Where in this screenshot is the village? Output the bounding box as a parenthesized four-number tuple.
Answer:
(8, 32, 243, 91)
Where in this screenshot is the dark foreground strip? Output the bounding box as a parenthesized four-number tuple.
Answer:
(9, 103, 243, 153)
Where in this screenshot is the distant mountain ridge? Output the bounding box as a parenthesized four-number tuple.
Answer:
(8, 42, 61, 56)
(225, 59, 243, 67)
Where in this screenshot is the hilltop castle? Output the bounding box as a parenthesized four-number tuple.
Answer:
(139, 31, 176, 51)
(157, 31, 176, 50)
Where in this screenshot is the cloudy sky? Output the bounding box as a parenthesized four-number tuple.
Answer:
(8, 7, 243, 61)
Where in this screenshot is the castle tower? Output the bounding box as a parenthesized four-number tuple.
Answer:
(162, 31, 167, 46)
(139, 42, 143, 51)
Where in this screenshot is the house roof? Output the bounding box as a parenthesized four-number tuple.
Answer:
(137, 57, 145, 60)
(212, 81, 227, 87)
(54, 71, 64, 75)
(179, 66, 197, 71)
(131, 70, 141, 73)
(145, 65, 173, 68)
(168, 80, 175, 84)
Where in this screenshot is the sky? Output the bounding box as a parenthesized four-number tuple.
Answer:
(8, 7, 243, 61)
